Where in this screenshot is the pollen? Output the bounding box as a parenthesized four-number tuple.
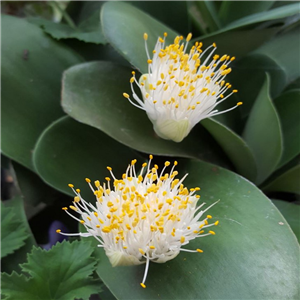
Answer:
(58, 157, 219, 288)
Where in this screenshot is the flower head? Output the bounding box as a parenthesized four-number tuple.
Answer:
(57, 156, 219, 288)
(123, 33, 242, 142)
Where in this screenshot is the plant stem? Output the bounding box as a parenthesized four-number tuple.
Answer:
(51, 1, 77, 30)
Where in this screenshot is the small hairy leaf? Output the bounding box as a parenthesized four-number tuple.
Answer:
(1, 240, 102, 300)
(1, 202, 29, 258)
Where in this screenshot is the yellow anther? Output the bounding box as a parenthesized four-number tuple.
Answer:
(102, 226, 111, 233)
(140, 283, 146, 288)
(147, 59, 152, 64)
(150, 246, 155, 249)
(237, 102, 243, 106)
(215, 220, 219, 226)
(80, 220, 85, 224)
(68, 184, 74, 188)
(123, 93, 130, 99)
(209, 230, 216, 235)
(96, 225, 100, 228)
(174, 161, 178, 166)
(87, 216, 91, 221)
(197, 249, 203, 253)
(56, 229, 61, 233)
(94, 180, 100, 188)
(74, 196, 80, 202)
(207, 215, 212, 219)
(62, 207, 68, 210)
(233, 89, 238, 93)
(130, 77, 134, 83)
(230, 57, 236, 61)
(142, 162, 147, 168)
(213, 42, 216, 47)
(204, 219, 208, 225)
(70, 205, 77, 211)
(105, 177, 110, 181)
(164, 32, 168, 37)
(149, 154, 153, 159)
(199, 230, 204, 234)
(132, 71, 135, 75)
(180, 236, 185, 243)
(139, 248, 145, 255)
(186, 33, 192, 42)
(143, 33, 148, 41)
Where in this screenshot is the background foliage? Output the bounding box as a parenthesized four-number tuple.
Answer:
(1, 1, 300, 299)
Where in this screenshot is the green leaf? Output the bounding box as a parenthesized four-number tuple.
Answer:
(224, 2, 300, 30)
(12, 161, 61, 206)
(201, 118, 257, 181)
(193, 1, 221, 33)
(228, 54, 286, 118)
(29, 10, 106, 44)
(218, 1, 275, 25)
(61, 61, 230, 166)
(1, 202, 29, 258)
(1, 240, 102, 300)
(195, 27, 278, 59)
(1, 196, 36, 273)
(263, 164, 300, 194)
(101, 1, 178, 74)
(1, 15, 83, 170)
(243, 74, 283, 184)
(272, 199, 300, 242)
(33, 116, 142, 198)
(87, 159, 299, 299)
(255, 28, 300, 84)
(274, 90, 300, 168)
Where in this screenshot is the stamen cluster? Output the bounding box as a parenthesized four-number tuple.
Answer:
(57, 156, 219, 288)
(123, 33, 242, 142)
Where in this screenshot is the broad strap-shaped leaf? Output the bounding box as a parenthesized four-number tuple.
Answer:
(272, 199, 300, 242)
(274, 90, 300, 168)
(101, 1, 178, 74)
(227, 53, 286, 119)
(12, 161, 61, 206)
(193, 28, 278, 59)
(1, 196, 36, 274)
(224, 2, 300, 30)
(33, 116, 143, 198)
(29, 9, 106, 44)
(1, 202, 29, 258)
(1, 240, 102, 300)
(201, 118, 257, 181)
(263, 164, 300, 195)
(86, 159, 299, 300)
(243, 74, 283, 184)
(1, 15, 83, 170)
(191, 1, 221, 33)
(254, 27, 300, 84)
(61, 61, 230, 167)
(218, 1, 275, 25)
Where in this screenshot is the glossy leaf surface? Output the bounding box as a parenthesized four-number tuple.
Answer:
(62, 61, 229, 167)
(1, 15, 82, 170)
(82, 159, 300, 299)
(33, 116, 141, 198)
(243, 74, 283, 184)
(272, 199, 300, 242)
(202, 118, 257, 181)
(101, 1, 178, 73)
(274, 90, 300, 167)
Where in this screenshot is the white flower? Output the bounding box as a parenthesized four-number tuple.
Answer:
(123, 33, 242, 142)
(56, 156, 219, 288)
